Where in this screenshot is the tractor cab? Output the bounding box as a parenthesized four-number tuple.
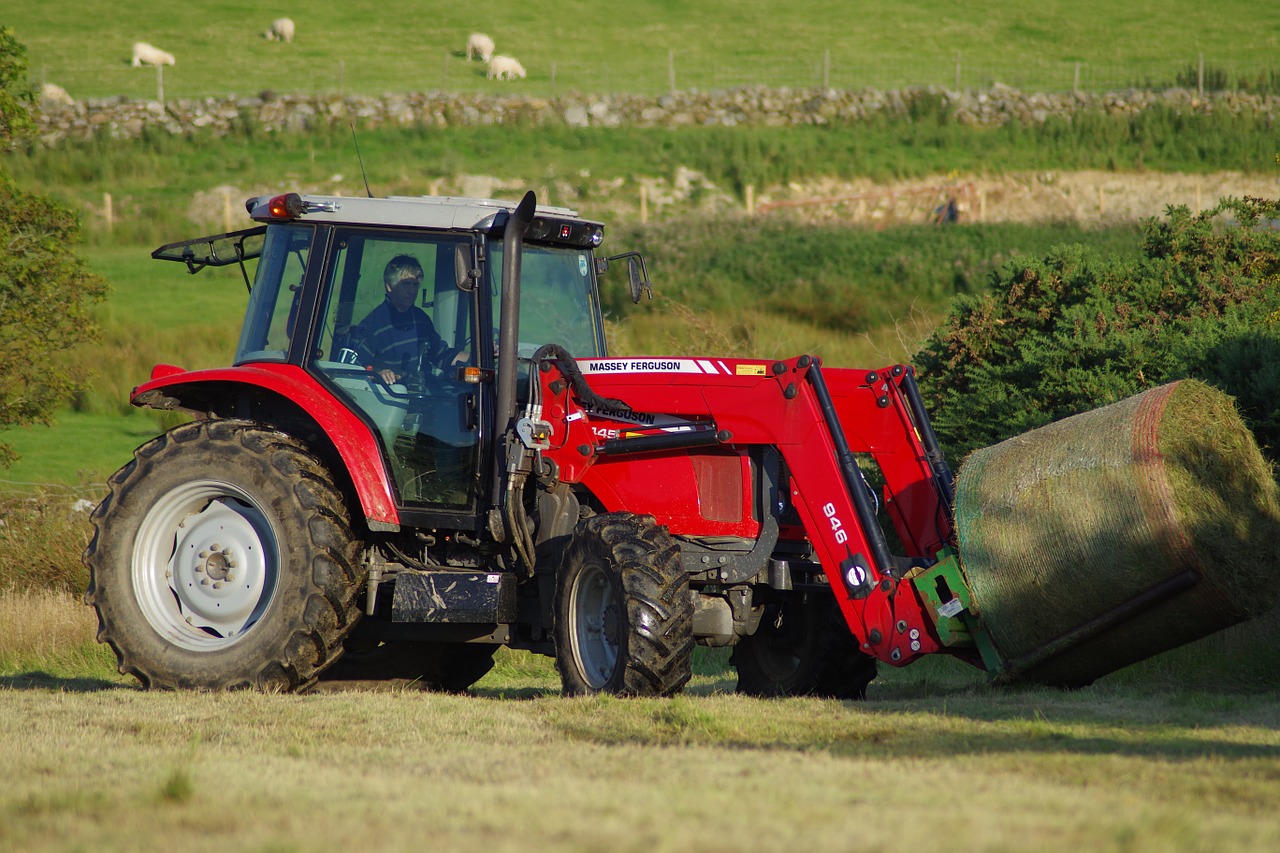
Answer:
(151, 192, 613, 519)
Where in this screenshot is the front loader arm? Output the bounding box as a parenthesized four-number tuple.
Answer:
(537, 354, 974, 668)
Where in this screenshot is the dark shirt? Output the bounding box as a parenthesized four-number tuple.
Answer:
(351, 297, 451, 378)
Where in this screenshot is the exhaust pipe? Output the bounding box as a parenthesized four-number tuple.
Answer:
(491, 191, 538, 516)
(494, 191, 538, 445)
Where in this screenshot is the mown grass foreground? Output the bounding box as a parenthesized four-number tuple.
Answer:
(3, 654, 1280, 852)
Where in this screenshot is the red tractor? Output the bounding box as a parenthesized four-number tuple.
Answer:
(85, 190, 990, 695)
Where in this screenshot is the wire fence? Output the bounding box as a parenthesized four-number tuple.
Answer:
(0, 480, 106, 502)
(39, 53, 1280, 102)
(589, 54, 1280, 98)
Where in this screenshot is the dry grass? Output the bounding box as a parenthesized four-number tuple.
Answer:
(4, 595, 1280, 851)
(605, 298, 939, 369)
(0, 588, 98, 664)
(2, 668, 1280, 852)
(0, 492, 96, 593)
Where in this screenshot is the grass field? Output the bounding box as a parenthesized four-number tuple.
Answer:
(4, 635, 1280, 852)
(9, 0, 1280, 98)
(0, 219, 1145, 486)
(3, 6, 1280, 848)
(10, 117, 1279, 251)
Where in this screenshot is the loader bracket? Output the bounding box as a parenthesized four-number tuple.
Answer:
(910, 548, 1003, 672)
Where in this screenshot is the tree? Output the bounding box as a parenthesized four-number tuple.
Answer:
(0, 27, 107, 467)
(0, 27, 35, 149)
(914, 198, 1280, 464)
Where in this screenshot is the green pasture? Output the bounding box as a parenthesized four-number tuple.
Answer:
(3, 7, 1280, 848)
(6, 113, 1278, 251)
(0, 220, 1144, 487)
(8, 0, 1280, 99)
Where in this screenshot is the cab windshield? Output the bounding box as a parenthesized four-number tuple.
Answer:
(488, 241, 605, 360)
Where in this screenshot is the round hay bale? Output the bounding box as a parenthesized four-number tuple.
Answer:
(954, 380, 1280, 687)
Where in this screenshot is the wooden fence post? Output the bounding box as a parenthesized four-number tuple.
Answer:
(104, 193, 113, 233)
(745, 185, 755, 217)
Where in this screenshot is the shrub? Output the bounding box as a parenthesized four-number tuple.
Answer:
(0, 491, 95, 592)
(914, 198, 1280, 462)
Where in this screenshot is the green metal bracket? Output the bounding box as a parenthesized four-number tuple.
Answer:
(911, 548, 1005, 676)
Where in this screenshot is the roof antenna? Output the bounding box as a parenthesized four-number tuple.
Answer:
(349, 121, 373, 198)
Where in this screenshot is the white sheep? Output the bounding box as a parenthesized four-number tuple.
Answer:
(265, 18, 295, 43)
(487, 55, 526, 81)
(466, 32, 495, 62)
(40, 82, 75, 106)
(131, 42, 175, 67)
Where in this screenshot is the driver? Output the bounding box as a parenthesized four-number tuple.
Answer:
(351, 254, 464, 384)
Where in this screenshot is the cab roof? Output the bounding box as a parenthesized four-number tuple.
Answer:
(246, 192, 600, 231)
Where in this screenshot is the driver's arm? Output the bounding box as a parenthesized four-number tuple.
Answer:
(419, 315, 468, 369)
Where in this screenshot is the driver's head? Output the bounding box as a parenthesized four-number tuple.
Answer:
(383, 254, 423, 313)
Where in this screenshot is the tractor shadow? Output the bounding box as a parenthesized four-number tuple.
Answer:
(0, 671, 130, 692)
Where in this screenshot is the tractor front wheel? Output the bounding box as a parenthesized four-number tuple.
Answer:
(84, 419, 364, 692)
(554, 512, 693, 696)
(732, 594, 877, 699)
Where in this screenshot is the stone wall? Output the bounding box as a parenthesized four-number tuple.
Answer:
(33, 86, 1280, 146)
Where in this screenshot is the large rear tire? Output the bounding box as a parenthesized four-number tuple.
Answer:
(555, 512, 694, 696)
(83, 419, 365, 692)
(732, 594, 877, 699)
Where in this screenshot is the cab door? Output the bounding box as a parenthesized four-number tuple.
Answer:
(307, 228, 489, 518)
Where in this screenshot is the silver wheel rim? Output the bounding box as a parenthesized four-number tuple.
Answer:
(132, 479, 279, 651)
(568, 560, 620, 689)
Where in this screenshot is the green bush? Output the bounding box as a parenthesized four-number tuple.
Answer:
(914, 198, 1280, 462)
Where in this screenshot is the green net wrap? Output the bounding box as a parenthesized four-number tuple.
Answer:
(954, 380, 1280, 686)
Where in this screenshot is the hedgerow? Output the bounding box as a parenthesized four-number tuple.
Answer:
(914, 197, 1280, 463)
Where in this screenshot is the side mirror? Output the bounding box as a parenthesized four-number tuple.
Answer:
(626, 257, 652, 303)
(601, 251, 653, 303)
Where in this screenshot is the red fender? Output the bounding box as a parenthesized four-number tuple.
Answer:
(132, 363, 399, 527)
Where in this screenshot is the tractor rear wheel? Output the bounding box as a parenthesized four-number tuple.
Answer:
(83, 419, 364, 692)
(554, 512, 694, 696)
(732, 594, 877, 699)
(322, 637, 496, 692)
